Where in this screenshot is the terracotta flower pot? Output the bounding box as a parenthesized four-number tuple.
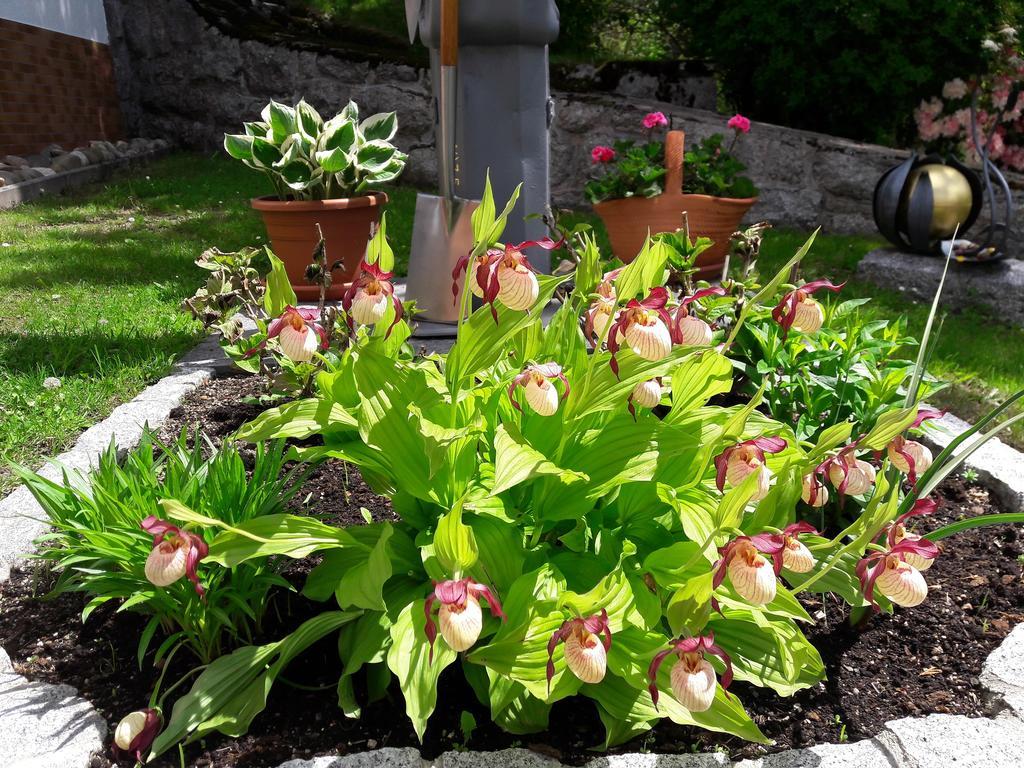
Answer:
(251, 193, 387, 301)
(593, 130, 757, 279)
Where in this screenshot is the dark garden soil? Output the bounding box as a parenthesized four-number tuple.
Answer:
(1, 374, 1023, 767)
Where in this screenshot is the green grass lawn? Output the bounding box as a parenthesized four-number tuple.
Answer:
(1, 151, 1022, 495)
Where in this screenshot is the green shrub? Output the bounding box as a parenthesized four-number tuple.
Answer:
(19, 433, 308, 664)
(672, 0, 1004, 144)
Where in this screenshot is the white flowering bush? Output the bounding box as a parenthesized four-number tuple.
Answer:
(915, 25, 1024, 170)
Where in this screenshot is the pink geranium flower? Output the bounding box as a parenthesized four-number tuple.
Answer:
(591, 145, 616, 164)
(642, 111, 669, 129)
(727, 114, 751, 134)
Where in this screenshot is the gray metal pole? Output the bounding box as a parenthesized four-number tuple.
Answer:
(419, 0, 559, 271)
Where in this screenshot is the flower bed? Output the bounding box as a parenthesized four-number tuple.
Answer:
(4, 180, 1024, 768)
(1, 377, 1022, 768)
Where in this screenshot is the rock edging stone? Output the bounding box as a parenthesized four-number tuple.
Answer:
(0, 138, 170, 210)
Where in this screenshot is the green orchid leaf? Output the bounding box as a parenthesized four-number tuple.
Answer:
(434, 503, 479, 573)
(387, 601, 457, 741)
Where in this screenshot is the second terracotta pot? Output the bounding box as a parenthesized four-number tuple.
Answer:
(251, 193, 387, 301)
(593, 130, 756, 279)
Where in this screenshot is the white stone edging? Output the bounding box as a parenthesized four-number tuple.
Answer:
(924, 411, 1024, 513)
(0, 336, 1022, 767)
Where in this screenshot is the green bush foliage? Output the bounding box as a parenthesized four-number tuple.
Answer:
(21, 434, 307, 664)
(672, 0, 1005, 144)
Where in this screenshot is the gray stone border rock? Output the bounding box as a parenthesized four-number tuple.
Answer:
(923, 411, 1024, 513)
(0, 141, 170, 211)
(1, 334, 1023, 767)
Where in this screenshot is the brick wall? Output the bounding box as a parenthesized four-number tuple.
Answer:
(0, 18, 123, 156)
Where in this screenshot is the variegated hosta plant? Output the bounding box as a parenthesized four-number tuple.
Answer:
(224, 99, 407, 200)
(146, 182, 1023, 761)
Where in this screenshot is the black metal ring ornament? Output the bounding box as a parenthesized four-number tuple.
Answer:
(873, 88, 1018, 262)
(873, 154, 983, 253)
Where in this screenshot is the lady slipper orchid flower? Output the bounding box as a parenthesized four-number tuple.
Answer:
(452, 238, 561, 322)
(586, 298, 616, 345)
(628, 377, 662, 418)
(887, 408, 943, 484)
(885, 498, 939, 571)
(887, 437, 933, 483)
(141, 516, 208, 596)
(606, 287, 674, 376)
(584, 268, 621, 346)
(821, 445, 876, 496)
(265, 306, 329, 363)
(424, 578, 505, 660)
(775, 521, 819, 573)
(342, 260, 403, 338)
(546, 610, 612, 690)
(771, 280, 845, 338)
(714, 437, 787, 501)
(113, 708, 162, 763)
(857, 535, 941, 608)
(671, 287, 726, 347)
(451, 248, 494, 301)
(647, 633, 733, 712)
(508, 362, 570, 416)
(713, 535, 784, 605)
(801, 473, 829, 507)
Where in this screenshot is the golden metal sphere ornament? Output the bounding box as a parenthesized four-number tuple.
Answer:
(873, 154, 982, 253)
(898, 164, 974, 238)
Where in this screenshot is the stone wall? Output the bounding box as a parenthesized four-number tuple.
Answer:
(104, 0, 963, 236)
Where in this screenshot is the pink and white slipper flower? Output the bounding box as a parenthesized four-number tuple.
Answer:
(886, 408, 943, 484)
(424, 578, 506, 660)
(451, 248, 495, 301)
(647, 633, 734, 712)
(508, 362, 570, 416)
(713, 534, 785, 605)
(112, 707, 162, 764)
(141, 516, 208, 596)
(671, 287, 726, 347)
(801, 472, 830, 507)
(884, 498, 940, 571)
(771, 279, 845, 338)
(453, 238, 562, 322)
(606, 287, 674, 377)
(772, 521, 820, 574)
(584, 268, 621, 346)
(714, 437, 787, 501)
(342, 260, 403, 338)
(546, 610, 612, 690)
(857, 534, 941, 609)
(266, 306, 329, 363)
(820, 445, 876, 496)
(628, 377, 663, 418)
